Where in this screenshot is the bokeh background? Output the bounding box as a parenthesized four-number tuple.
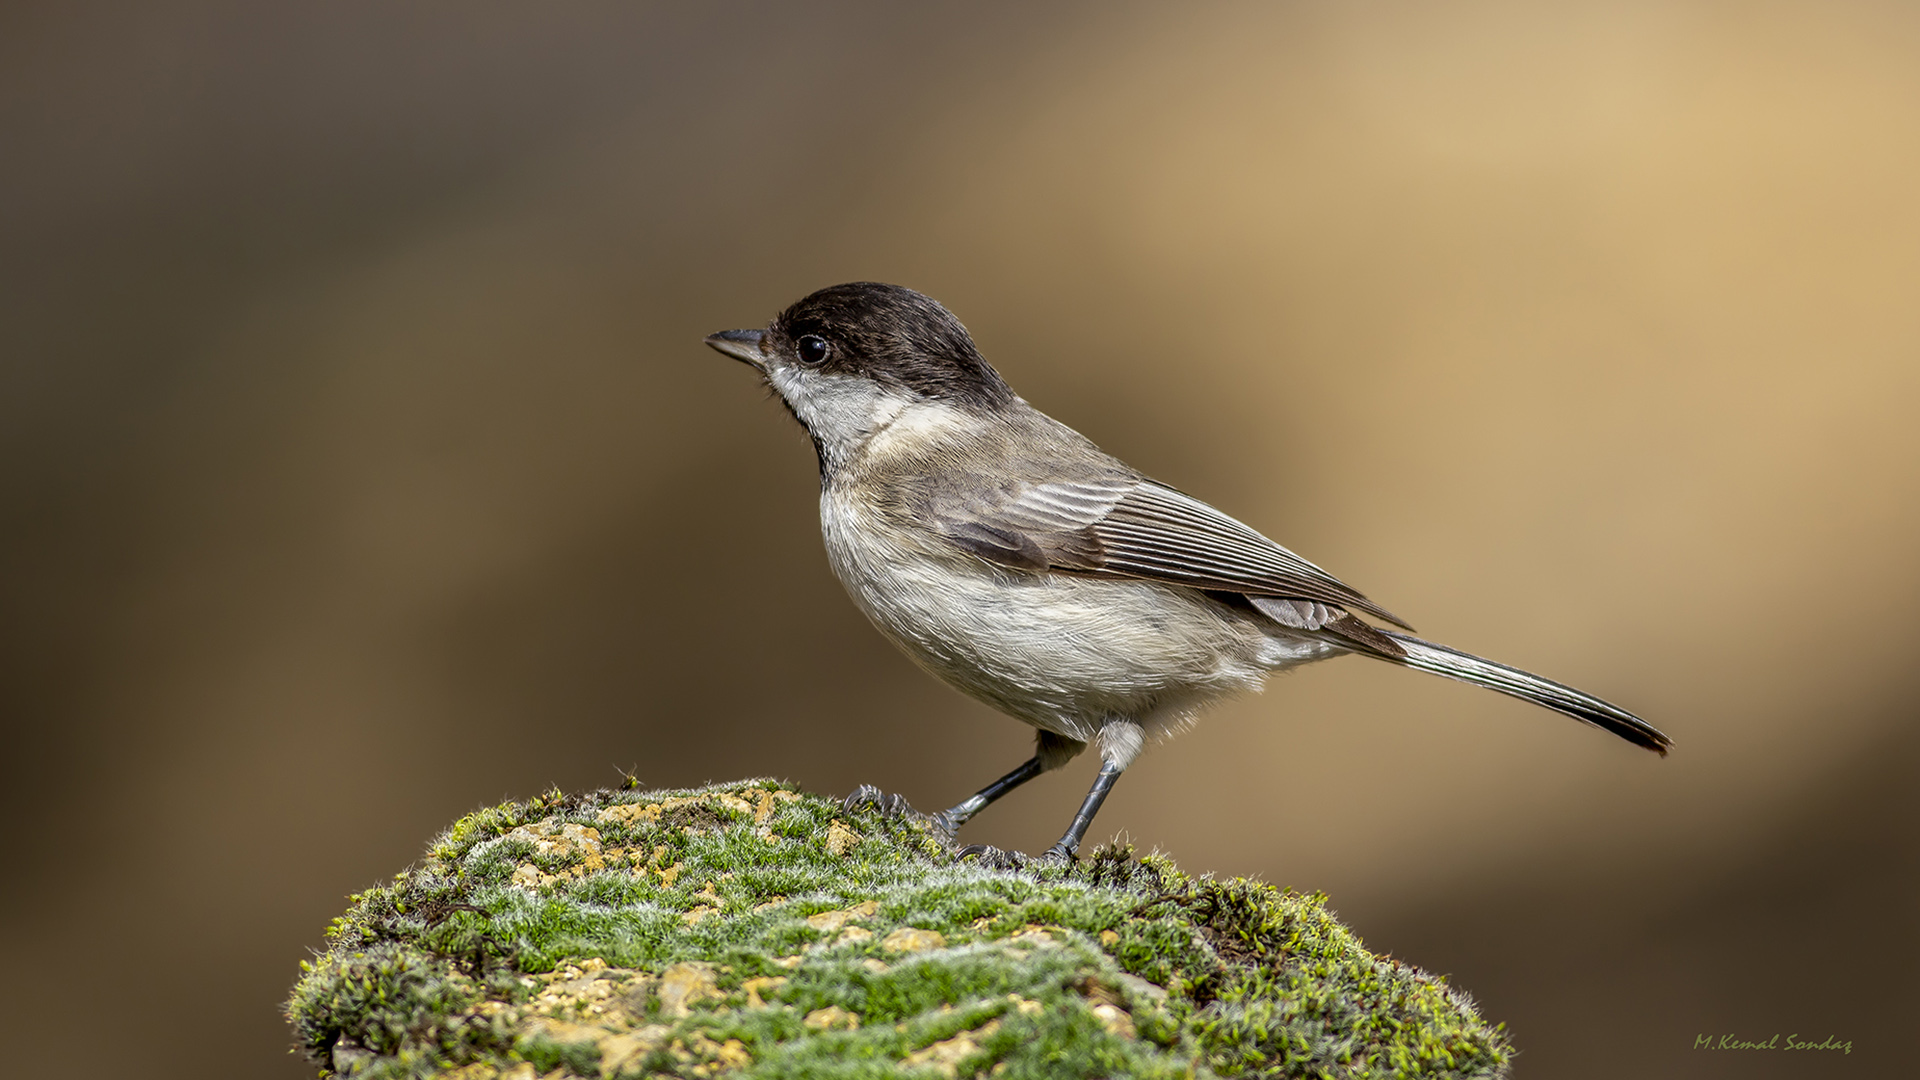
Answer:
(3, 1, 1916, 1076)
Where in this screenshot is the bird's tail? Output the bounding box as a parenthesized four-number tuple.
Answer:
(1380, 631, 1671, 755)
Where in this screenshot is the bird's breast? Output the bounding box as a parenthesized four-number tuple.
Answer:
(818, 485, 1306, 735)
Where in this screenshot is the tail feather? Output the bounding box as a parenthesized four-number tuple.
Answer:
(1381, 631, 1671, 755)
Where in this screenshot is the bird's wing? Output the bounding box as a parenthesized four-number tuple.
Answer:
(927, 476, 1413, 639)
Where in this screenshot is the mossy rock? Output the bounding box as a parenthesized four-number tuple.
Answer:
(287, 780, 1511, 1079)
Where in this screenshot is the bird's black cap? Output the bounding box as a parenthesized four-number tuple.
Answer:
(766, 283, 1018, 411)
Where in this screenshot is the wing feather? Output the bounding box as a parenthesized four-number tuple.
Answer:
(929, 476, 1412, 631)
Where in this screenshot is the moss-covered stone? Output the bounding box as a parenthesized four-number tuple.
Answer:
(288, 780, 1511, 1079)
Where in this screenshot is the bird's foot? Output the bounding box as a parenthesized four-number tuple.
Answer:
(955, 843, 1073, 870)
(840, 784, 918, 818)
(840, 785, 959, 846)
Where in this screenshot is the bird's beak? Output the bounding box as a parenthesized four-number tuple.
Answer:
(704, 328, 768, 370)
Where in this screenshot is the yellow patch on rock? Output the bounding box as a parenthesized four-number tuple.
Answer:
(1090, 1001, 1136, 1038)
(825, 819, 861, 856)
(673, 1032, 751, 1077)
(748, 787, 801, 823)
(596, 793, 753, 831)
(503, 821, 614, 889)
(657, 962, 717, 1018)
(516, 1012, 677, 1078)
(881, 927, 946, 954)
(506, 820, 602, 859)
(712, 1037, 752, 1072)
(663, 1030, 750, 1077)
(1007, 926, 1060, 947)
(740, 975, 787, 1008)
(804, 900, 878, 931)
(803, 1005, 860, 1030)
(522, 1016, 611, 1046)
(524, 958, 642, 1021)
(596, 800, 666, 827)
(598, 1023, 670, 1076)
(902, 1018, 1001, 1077)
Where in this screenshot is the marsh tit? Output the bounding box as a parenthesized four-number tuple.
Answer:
(706, 282, 1668, 864)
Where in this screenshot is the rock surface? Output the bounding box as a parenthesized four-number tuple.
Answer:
(287, 780, 1511, 1078)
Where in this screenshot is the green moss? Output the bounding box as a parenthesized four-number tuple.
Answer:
(288, 780, 1510, 1078)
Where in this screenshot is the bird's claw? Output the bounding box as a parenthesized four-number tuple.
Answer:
(956, 844, 1073, 870)
(840, 785, 958, 846)
(841, 784, 917, 818)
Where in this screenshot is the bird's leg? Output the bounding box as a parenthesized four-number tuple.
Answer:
(958, 725, 1131, 868)
(960, 760, 1125, 868)
(843, 730, 1082, 848)
(928, 755, 1045, 839)
(1040, 760, 1123, 862)
(843, 756, 1045, 847)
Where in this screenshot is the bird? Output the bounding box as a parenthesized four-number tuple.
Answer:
(705, 282, 1669, 864)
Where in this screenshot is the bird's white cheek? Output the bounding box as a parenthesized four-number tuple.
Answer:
(768, 368, 910, 463)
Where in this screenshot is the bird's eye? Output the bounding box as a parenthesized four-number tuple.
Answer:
(796, 335, 831, 366)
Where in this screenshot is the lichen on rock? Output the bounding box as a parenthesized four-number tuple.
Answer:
(287, 780, 1511, 1078)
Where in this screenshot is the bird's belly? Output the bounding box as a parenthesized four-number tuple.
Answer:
(820, 499, 1328, 740)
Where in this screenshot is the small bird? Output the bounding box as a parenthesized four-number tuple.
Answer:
(706, 282, 1669, 864)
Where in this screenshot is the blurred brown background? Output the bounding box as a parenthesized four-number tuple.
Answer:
(3, 1, 1916, 1076)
